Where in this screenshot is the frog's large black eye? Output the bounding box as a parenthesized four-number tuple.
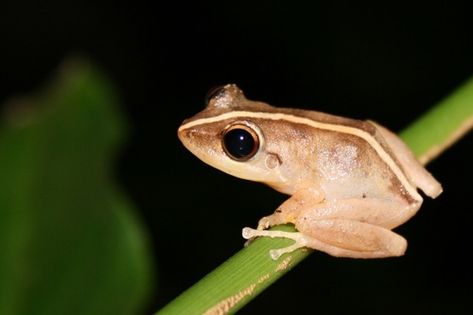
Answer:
(205, 85, 226, 105)
(222, 125, 260, 161)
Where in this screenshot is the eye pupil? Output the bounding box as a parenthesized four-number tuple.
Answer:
(223, 127, 258, 161)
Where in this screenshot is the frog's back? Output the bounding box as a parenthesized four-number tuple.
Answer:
(240, 105, 423, 203)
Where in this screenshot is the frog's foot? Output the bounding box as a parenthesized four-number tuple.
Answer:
(242, 227, 308, 260)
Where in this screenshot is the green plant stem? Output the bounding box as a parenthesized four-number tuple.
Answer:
(158, 77, 473, 315)
(400, 77, 473, 164)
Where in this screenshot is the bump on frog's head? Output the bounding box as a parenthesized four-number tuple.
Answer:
(204, 84, 245, 110)
(181, 84, 274, 124)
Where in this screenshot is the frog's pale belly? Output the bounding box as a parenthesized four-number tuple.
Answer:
(319, 172, 404, 201)
(314, 145, 402, 200)
(296, 128, 407, 202)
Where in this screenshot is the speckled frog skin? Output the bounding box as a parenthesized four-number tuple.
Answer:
(178, 85, 442, 260)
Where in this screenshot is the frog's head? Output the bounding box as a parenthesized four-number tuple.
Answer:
(178, 84, 293, 194)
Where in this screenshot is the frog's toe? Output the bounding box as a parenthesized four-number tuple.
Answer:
(269, 242, 306, 260)
(242, 227, 256, 239)
(257, 217, 271, 230)
(269, 249, 282, 260)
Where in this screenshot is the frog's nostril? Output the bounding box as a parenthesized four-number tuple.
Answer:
(187, 129, 198, 138)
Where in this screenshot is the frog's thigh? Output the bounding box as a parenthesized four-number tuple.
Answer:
(301, 198, 420, 229)
(295, 219, 407, 258)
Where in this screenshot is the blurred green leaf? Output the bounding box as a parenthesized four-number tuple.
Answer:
(0, 59, 153, 315)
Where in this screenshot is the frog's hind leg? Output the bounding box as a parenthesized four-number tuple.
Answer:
(242, 227, 310, 260)
(295, 218, 407, 258)
(243, 220, 407, 260)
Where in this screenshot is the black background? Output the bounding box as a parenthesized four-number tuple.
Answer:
(1, 1, 473, 314)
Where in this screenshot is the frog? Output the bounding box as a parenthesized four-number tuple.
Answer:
(178, 84, 442, 260)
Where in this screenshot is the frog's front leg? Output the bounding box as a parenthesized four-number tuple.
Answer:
(242, 227, 311, 260)
(257, 189, 324, 230)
